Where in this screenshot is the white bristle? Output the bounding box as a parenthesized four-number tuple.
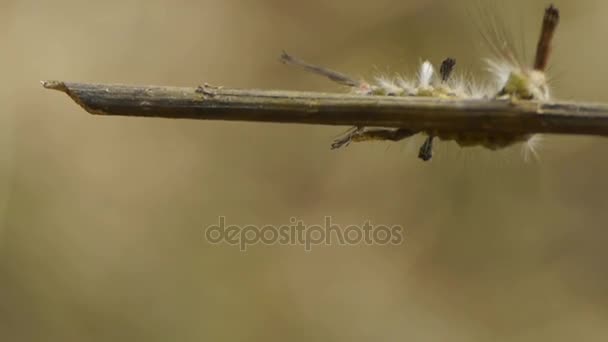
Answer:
(375, 76, 403, 95)
(418, 61, 435, 87)
(396, 77, 416, 95)
(485, 58, 515, 89)
(522, 134, 543, 162)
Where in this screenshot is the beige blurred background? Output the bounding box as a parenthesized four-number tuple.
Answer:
(1, 0, 608, 340)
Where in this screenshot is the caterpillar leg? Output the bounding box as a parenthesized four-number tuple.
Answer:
(331, 127, 415, 150)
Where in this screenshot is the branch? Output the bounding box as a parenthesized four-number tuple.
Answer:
(42, 80, 608, 137)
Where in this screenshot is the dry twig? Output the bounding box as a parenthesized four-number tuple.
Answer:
(42, 80, 608, 138)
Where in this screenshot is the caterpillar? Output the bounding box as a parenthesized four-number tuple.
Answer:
(280, 4, 560, 162)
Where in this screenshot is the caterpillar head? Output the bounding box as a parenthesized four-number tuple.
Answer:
(500, 67, 550, 100)
(492, 5, 559, 101)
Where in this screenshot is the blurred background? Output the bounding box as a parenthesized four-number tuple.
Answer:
(1, 0, 608, 340)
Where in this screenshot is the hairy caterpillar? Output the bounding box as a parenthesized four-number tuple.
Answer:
(280, 4, 560, 162)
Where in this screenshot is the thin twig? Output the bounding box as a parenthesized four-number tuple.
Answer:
(42, 80, 608, 137)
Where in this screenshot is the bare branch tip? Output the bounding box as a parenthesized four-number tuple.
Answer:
(41, 80, 68, 93)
